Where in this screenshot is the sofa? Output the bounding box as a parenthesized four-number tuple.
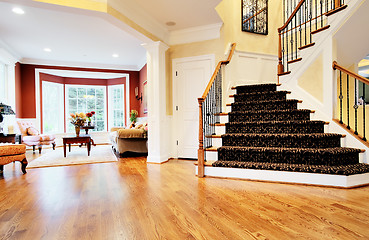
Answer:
(109, 127, 147, 157)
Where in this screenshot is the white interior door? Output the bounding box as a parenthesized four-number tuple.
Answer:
(174, 56, 214, 159)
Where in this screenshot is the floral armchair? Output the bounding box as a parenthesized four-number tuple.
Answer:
(17, 120, 56, 154)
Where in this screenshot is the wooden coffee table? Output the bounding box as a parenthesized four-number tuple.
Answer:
(63, 135, 91, 157)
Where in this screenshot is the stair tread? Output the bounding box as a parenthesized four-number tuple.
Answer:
(233, 90, 288, 96)
(212, 161, 369, 176)
(227, 120, 327, 125)
(221, 133, 344, 137)
(218, 146, 361, 153)
(231, 99, 299, 105)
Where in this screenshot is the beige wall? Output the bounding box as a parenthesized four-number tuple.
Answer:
(298, 53, 324, 103)
(216, 0, 283, 55)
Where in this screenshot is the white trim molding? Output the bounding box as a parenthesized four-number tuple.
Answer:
(169, 23, 223, 45)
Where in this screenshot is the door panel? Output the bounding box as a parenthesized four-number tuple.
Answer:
(176, 58, 213, 159)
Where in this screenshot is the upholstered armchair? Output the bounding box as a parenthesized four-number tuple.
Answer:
(17, 121, 56, 154)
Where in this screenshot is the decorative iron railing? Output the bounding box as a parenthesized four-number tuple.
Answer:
(333, 61, 369, 143)
(278, 0, 346, 75)
(197, 43, 236, 177)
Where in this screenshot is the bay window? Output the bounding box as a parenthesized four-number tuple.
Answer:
(42, 80, 126, 134)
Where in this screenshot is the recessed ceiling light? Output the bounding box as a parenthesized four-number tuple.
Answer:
(112, 54, 119, 58)
(12, 7, 25, 15)
(166, 21, 176, 26)
(44, 48, 51, 52)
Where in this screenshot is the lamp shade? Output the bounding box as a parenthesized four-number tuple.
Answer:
(0, 103, 15, 115)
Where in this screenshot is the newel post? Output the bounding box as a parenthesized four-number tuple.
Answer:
(198, 98, 205, 177)
(277, 31, 284, 75)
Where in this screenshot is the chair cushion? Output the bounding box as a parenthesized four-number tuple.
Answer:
(27, 126, 39, 136)
(17, 121, 36, 136)
(116, 129, 144, 138)
(0, 144, 26, 156)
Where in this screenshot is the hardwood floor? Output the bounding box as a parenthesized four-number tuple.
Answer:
(1, 148, 369, 239)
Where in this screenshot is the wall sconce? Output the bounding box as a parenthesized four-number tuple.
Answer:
(135, 87, 142, 103)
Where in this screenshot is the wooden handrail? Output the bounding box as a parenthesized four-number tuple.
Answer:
(333, 61, 369, 85)
(243, 7, 267, 24)
(197, 43, 236, 178)
(200, 43, 236, 100)
(278, 0, 305, 32)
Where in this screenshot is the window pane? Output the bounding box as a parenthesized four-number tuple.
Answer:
(68, 88, 77, 98)
(42, 81, 64, 133)
(66, 85, 106, 132)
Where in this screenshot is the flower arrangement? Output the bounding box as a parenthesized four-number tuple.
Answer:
(130, 109, 138, 123)
(143, 123, 148, 138)
(86, 111, 95, 122)
(70, 112, 86, 127)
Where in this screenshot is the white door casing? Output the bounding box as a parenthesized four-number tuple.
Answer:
(173, 55, 215, 159)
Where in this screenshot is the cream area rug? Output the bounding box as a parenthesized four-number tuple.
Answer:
(27, 144, 118, 169)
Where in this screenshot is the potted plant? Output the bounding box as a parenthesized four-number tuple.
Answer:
(130, 110, 138, 126)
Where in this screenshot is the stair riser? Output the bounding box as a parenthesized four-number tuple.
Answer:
(222, 135, 341, 148)
(217, 149, 359, 166)
(236, 84, 277, 94)
(226, 123, 324, 134)
(231, 101, 298, 111)
(205, 151, 218, 161)
(234, 91, 287, 103)
(229, 111, 311, 122)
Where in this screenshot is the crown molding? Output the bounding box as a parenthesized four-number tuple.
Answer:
(20, 58, 141, 71)
(107, 0, 169, 44)
(169, 23, 223, 46)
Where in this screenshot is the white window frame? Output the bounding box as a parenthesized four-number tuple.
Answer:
(65, 84, 107, 132)
(108, 84, 126, 128)
(42, 81, 64, 134)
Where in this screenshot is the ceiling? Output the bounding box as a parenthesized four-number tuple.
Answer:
(0, 0, 222, 71)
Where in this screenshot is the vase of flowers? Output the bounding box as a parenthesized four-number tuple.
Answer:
(86, 111, 95, 126)
(130, 110, 138, 126)
(70, 112, 86, 137)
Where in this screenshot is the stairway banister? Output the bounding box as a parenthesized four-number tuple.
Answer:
(278, 0, 306, 32)
(197, 43, 236, 178)
(333, 61, 369, 85)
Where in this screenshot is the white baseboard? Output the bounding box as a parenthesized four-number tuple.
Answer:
(195, 166, 369, 188)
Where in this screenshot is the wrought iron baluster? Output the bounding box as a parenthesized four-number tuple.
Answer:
(339, 71, 343, 123)
(315, 0, 318, 30)
(320, 0, 323, 28)
(363, 82, 367, 141)
(347, 74, 350, 129)
(295, 11, 298, 59)
(354, 79, 358, 135)
(304, 1, 307, 45)
(310, 0, 312, 43)
(299, 7, 302, 49)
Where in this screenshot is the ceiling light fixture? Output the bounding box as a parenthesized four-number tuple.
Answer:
(166, 21, 176, 26)
(43, 48, 51, 52)
(112, 54, 119, 58)
(12, 7, 25, 15)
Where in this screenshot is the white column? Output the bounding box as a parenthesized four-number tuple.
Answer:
(142, 41, 170, 163)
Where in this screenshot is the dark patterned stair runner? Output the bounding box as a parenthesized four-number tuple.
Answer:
(211, 83, 369, 176)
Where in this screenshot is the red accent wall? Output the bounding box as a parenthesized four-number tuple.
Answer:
(139, 64, 147, 117)
(14, 63, 22, 118)
(17, 63, 141, 118)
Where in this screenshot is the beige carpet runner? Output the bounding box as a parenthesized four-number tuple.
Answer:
(27, 144, 118, 169)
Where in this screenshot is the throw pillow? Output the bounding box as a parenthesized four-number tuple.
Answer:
(27, 127, 39, 136)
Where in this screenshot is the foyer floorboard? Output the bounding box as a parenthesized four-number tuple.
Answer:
(0, 148, 369, 239)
